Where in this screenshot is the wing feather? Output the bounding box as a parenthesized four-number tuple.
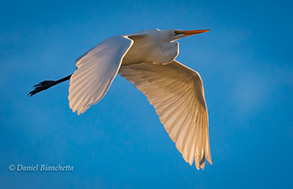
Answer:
(69, 35, 133, 114)
(119, 60, 212, 169)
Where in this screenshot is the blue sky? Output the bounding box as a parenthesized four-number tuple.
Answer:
(0, 0, 292, 188)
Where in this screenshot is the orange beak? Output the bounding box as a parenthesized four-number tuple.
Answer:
(180, 29, 210, 36)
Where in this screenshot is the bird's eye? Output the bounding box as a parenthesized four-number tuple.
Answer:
(174, 31, 180, 36)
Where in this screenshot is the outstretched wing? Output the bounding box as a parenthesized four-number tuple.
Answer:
(69, 35, 133, 115)
(119, 60, 212, 169)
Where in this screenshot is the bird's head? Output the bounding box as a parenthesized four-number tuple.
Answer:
(162, 29, 210, 42)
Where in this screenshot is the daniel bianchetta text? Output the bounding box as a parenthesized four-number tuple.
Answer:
(9, 164, 74, 172)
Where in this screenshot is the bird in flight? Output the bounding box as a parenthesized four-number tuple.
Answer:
(29, 28, 212, 170)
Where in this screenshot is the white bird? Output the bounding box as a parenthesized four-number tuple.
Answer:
(29, 28, 212, 170)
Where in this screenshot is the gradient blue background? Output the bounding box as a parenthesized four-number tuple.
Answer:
(0, 0, 292, 188)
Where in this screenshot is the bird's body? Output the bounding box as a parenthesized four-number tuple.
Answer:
(123, 29, 178, 65)
(29, 28, 212, 170)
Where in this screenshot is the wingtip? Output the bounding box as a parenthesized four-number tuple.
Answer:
(206, 154, 213, 165)
(195, 163, 200, 170)
(200, 160, 206, 170)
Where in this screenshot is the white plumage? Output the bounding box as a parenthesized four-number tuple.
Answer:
(68, 28, 212, 169)
(69, 36, 133, 114)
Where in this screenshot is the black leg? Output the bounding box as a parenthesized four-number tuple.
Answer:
(28, 74, 72, 96)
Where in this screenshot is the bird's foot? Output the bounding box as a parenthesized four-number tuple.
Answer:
(28, 80, 56, 96)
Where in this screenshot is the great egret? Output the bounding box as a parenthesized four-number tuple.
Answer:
(29, 29, 212, 170)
